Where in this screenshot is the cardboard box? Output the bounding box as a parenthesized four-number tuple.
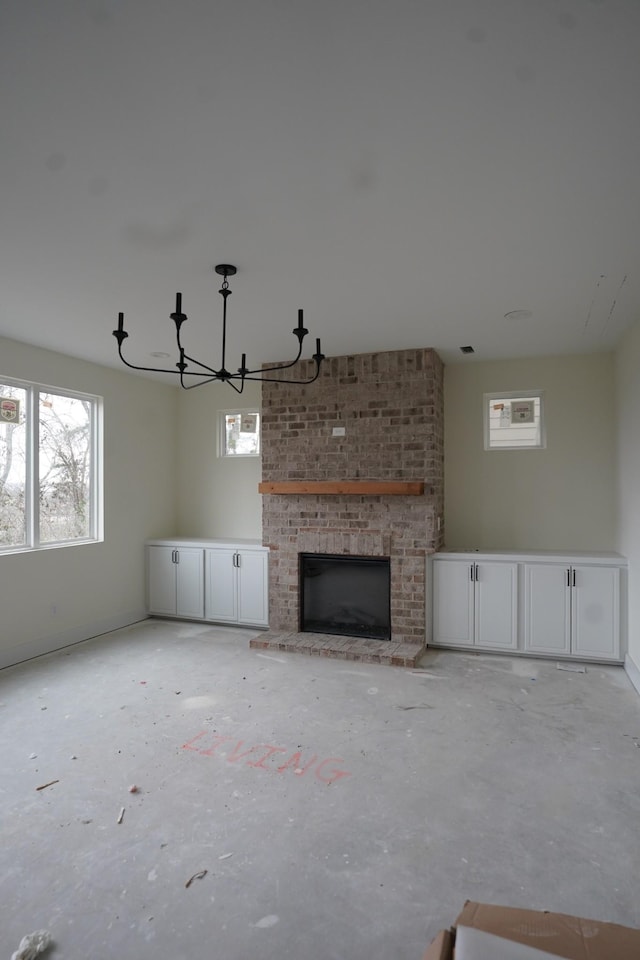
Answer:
(423, 901, 640, 960)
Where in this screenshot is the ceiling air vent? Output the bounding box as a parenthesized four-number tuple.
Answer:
(460, 345, 475, 354)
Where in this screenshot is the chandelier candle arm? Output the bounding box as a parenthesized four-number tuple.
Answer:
(113, 262, 325, 389)
(294, 309, 308, 343)
(170, 292, 186, 335)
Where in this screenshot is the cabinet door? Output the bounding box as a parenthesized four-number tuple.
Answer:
(475, 562, 518, 649)
(433, 560, 474, 646)
(572, 565, 619, 660)
(204, 549, 238, 622)
(175, 548, 204, 619)
(523, 563, 571, 655)
(237, 550, 269, 626)
(148, 546, 177, 616)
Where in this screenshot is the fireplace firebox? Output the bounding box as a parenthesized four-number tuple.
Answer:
(299, 553, 391, 641)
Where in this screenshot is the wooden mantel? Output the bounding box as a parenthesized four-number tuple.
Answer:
(258, 480, 425, 496)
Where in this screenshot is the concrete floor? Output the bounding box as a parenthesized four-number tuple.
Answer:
(2, 620, 640, 960)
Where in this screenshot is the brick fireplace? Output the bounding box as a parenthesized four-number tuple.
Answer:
(254, 347, 444, 664)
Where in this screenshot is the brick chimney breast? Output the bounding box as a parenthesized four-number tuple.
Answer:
(261, 348, 444, 646)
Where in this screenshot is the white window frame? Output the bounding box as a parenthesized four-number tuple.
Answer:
(218, 408, 261, 458)
(483, 389, 546, 451)
(0, 376, 104, 553)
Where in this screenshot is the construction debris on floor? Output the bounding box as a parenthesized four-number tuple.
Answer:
(1, 620, 640, 959)
(423, 901, 640, 959)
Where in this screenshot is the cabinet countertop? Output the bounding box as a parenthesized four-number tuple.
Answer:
(433, 549, 626, 565)
(147, 538, 269, 551)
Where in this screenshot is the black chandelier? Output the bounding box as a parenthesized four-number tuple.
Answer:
(112, 264, 325, 392)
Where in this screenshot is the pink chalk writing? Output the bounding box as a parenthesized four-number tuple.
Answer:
(182, 732, 351, 785)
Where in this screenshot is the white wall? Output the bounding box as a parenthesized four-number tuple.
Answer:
(0, 336, 178, 668)
(177, 380, 262, 539)
(615, 317, 640, 687)
(444, 353, 616, 551)
(3, 337, 634, 674)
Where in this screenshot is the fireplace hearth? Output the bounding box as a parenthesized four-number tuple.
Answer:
(300, 553, 391, 641)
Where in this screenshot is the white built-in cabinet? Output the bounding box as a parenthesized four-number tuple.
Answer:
(147, 539, 269, 628)
(148, 545, 204, 620)
(523, 562, 619, 660)
(205, 547, 269, 627)
(431, 551, 625, 663)
(432, 558, 518, 650)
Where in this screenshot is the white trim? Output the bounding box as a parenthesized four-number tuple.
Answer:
(0, 609, 148, 671)
(624, 652, 640, 698)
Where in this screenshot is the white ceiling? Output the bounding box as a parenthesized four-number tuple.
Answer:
(2, 0, 639, 381)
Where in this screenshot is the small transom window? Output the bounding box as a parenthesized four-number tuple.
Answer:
(484, 390, 545, 450)
(219, 410, 260, 457)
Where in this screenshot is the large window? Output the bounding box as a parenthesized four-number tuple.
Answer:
(0, 378, 103, 552)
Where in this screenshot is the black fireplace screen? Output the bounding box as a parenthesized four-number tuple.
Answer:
(299, 553, 391, 641)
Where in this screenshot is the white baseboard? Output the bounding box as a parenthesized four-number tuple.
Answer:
(0, 609, 148, 671)
(624, 652, 640, 697)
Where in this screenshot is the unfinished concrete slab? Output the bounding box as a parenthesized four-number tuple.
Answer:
(2, 620, 640, 959)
